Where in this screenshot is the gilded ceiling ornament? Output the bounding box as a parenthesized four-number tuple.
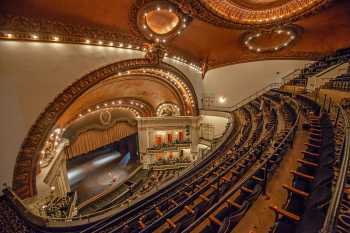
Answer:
(241, 25, 303, 53)
(145, 43, 167, 64)
(99, 110, 112, 126)
(176, 0, 334, 29)
(131, 0, 192, 43)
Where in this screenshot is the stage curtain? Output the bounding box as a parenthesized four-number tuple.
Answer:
(65, 122, 137, 159)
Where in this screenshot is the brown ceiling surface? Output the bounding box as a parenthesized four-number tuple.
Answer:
(1, 0, 350, 68)
(58, 75, 182, 126)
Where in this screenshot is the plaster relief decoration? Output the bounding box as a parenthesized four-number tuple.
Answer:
(132, 0, 192, 43)
(242, 25, 302, 53)
(99, 110, 112, 126)
(156, 103, 180, 117)
(11, 59, 199, 198)
(187, 0, 333, 28)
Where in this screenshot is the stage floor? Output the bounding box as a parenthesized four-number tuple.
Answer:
(67, 152, 138, 204)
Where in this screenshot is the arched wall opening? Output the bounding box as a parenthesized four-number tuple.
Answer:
(12, 59, 199, 199)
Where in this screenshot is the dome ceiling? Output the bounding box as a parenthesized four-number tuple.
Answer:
(145, 9, 179, 35)
(58, 75, 190, 126)
(197, 0, 331, 27)
(1, 0, 349, 69)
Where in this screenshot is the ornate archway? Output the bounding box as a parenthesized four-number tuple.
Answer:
(12, 59, 199, 198)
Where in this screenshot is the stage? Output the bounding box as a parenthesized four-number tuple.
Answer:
(67, 151, 139, 204)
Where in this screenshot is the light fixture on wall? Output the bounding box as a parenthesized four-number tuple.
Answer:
(0, 31, 202, 72)
(218, 96, 226, 104)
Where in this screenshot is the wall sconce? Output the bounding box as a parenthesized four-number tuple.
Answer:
(218, 96, 226, 104)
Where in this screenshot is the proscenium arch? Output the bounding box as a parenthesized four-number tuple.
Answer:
(13, 59, 199, 199)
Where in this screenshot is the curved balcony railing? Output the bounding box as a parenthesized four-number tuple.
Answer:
(1, 110, 237, 228)
(320, 104, 350, 233)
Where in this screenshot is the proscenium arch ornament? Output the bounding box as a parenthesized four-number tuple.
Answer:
(12, 59, 199, 199)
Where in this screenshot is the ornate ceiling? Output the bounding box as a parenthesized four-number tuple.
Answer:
(196, 0, 331, 27)
(1, 0, 350, 69)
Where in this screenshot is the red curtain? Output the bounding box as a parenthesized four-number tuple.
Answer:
(167, 133, 173, 144)
(179, 131, 184, 142)
(156, 136, 162, 145)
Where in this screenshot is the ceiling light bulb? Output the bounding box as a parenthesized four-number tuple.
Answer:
(109, 42, 114, 46)
(32, 35, 38, 39)
(53, 36, 59, 41)
(85, 39, 90, 44)
(157, 7, 160, 11)
(98, 41, 103, 45)
(6, 33, 13, 38)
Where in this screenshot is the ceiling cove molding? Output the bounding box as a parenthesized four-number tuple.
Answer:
(209, 52, 328, 70)
(169, 0, 334, 29)
(12, 59, 199, 199)
(74, 97, 156, 120)
(0, 13, 202, 69)
(0, 13, 145, 46)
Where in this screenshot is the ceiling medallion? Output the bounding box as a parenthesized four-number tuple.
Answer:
(135, 0, 192, 43)
(193, 0, 332, 28)
(242, 25, 302, 53)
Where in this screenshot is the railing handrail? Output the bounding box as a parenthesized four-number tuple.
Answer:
(201, 82, 281, 112)
(320, 104, 350, 233)
(315, 61, 349, 78)
(182, 96, 301, 233)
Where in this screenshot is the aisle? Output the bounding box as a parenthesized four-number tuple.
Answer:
(233, 120, 308, 233)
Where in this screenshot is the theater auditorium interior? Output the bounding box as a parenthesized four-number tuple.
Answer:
(1, 0, 350, 233)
